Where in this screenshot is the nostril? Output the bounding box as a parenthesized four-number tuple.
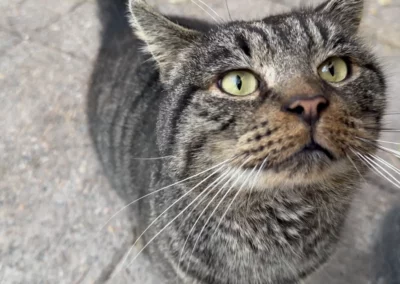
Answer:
(316, 100, 329, 114)
(289, 105, 304, 115)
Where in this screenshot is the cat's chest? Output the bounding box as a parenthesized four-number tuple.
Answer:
(147, 178, 348, 284)
(209, 200, 317, 247)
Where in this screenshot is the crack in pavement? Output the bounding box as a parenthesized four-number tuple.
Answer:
(33, 0, 90, 34)
(93, 237, 135, 284)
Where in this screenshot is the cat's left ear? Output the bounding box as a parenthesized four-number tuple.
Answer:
(315, 0, 364, 33)
(129, 0, 201, 73)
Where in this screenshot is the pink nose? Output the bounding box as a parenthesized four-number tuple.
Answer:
(284, 95, 329, 125)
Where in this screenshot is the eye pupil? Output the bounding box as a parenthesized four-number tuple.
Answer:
(328, 61, 335, 76)
(235, 75, 242, 90)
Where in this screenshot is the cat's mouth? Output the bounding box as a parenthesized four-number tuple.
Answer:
(263, 142, 335, 171)
(295, 141, 335, 161)
(229, 140, 344, 189)
(243, 140, 337, 174)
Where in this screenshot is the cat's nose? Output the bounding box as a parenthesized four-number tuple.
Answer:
(283, 95, 329, 125)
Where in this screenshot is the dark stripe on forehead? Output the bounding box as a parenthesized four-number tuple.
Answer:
(236, 34, 251, 58)
(209, 47, 236, 62)
(246, 25, 272, 53)
(313, 21, 329, 42)
(331, 36, 346, 49)
(297, 16, 314, 51)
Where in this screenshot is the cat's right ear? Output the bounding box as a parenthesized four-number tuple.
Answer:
(129, 0, 201, 73)
(315, 0, 364, 33)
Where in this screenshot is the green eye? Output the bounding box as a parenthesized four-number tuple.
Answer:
(220, 71, 258, 96)
(318, 57, 348, 83)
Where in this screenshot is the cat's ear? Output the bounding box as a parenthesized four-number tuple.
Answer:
(129, 0, 201, 72)
(315, 0, 364, 33)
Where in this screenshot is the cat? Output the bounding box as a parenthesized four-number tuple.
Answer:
(87, 0, 387, 283)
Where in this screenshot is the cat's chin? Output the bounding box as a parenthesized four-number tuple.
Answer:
(267, 141, 336, 170)
(225, 157, 350, 191)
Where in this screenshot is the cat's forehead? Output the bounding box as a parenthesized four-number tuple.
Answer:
(195, 12, 358, 81)
(208, 13, 342, 56)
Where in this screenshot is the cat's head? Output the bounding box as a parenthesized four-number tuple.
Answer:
(129, 0, 386, 189)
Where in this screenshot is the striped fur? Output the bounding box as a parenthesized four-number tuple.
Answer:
(88, 0, 386, 283)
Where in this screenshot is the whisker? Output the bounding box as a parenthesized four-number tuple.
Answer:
(350, 149, 375, 174)
(190, 0, 221, 24)
(108, 162, 230, 281)
(365, 154, 400, 188)
(356, 137, 400, 159)
(211, 164, 260, 239)
(356, 136, 400, 146)
(196, 0, 225, 21)
(98, 158, 233, 233)
(361, 127, 400, 132)
(225, 0, 232, 21)
(116, 163, 230, 275)
(356, 152, 400, 189)
(375, 139, 400, 146)
(246, 157, 268, 212)
(186, 158, 251, 274)
(377, 129, 400, 132)
(130, 156, 175, 161)
(176, 167, 235, 274)
(346, 151, 366, 183)
(376, 145, 400, 159)
(384, 112, 400, 115)
(123, 165, 236, 271)
(177, 167, 232, 233)
(352, 151, 392, 187)
(372, 154, 400, 176)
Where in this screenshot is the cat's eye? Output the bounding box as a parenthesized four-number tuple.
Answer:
(219, 71, 258, 96)
(318, 57, 348, 83)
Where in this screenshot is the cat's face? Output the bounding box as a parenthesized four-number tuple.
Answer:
(131, 0, 386, 188)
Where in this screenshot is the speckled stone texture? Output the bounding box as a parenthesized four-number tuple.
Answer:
(1, 0, 399, 283)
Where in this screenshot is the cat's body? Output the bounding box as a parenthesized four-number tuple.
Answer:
(88, 0, 386, 283)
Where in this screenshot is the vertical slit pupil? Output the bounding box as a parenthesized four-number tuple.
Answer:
(235, 75, 242, 90)
(328, 61, 335, 76)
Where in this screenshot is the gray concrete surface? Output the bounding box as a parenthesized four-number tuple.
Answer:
(1, 0, 400, 283)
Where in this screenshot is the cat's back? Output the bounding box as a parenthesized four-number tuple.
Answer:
(87, 0, 212, 200)
(87, 0, 162, 201)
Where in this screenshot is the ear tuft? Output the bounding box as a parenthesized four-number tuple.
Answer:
(129, 0, 200, 72)
(316, 0, 364, 33)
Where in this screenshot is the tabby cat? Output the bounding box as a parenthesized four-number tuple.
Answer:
(87, 0, 386, 283)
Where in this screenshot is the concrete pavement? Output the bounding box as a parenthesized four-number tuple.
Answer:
(1, 0, 400, 283)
